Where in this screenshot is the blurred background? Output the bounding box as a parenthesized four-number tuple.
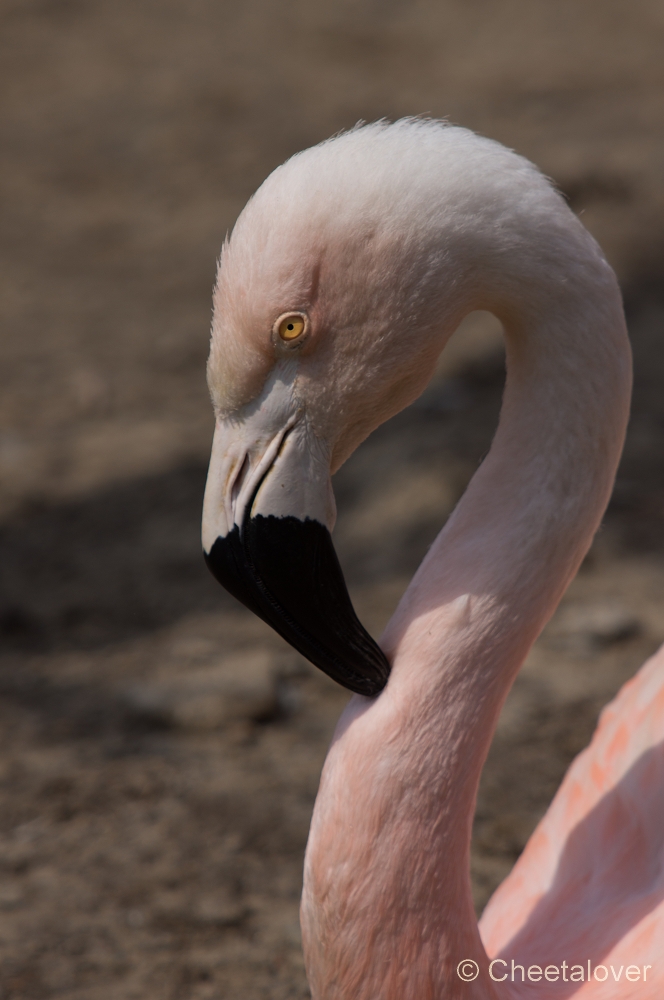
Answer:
(1, 1, 664, 997)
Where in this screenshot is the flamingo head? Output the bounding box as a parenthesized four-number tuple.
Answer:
(201, 121, 526, 694)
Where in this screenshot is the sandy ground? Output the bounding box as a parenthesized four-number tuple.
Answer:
(1, 1, 664, 997)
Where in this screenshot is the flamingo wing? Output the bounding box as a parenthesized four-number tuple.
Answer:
(480, 644, 664, 995)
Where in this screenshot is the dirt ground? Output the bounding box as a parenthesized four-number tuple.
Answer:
(1, 2, 664, 997)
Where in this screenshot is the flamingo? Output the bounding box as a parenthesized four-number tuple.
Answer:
(201, 120, 663, 998)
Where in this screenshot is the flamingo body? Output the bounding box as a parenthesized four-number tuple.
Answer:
(481, 644, 664, 997)
(201, 119, 662, 997)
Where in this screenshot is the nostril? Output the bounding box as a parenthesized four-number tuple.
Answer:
(230, 454, 251, 515)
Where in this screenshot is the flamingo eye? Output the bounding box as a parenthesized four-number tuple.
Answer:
(275, 312, 308, 344)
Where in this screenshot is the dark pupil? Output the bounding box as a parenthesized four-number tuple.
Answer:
(287, 323, 294, 330)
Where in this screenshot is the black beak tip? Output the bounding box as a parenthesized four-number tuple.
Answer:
(203, 516, 391, 696)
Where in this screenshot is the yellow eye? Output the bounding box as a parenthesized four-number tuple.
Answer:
(276, 313, 307, 342)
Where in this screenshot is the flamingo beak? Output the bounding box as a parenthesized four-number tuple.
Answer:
(201, 379, 391, 697)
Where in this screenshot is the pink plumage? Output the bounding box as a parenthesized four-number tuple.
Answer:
(202, 119, 659, 997)
(481, 645, 664, 996)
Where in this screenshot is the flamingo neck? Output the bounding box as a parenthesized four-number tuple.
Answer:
(301, 242, 631, 999)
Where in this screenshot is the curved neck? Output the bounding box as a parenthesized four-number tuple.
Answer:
(301, 222, 631, 999)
